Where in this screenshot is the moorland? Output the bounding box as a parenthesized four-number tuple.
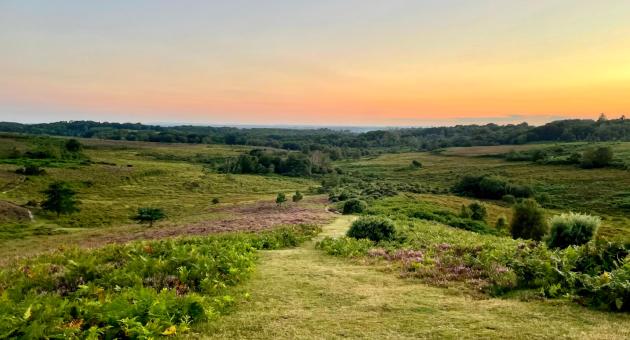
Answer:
(1, 118, 630, 338)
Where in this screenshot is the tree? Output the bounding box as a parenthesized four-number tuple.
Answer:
(347, 216, 396, 242)
(65, 139, 82, 152)
(468, 201, 487, 221)
(276, 193, 287, 205)
(41, 182, 80, 217)
(510, 199, 548, 241)
(292, 191, 303, 203)
(133, 207, 166, 227)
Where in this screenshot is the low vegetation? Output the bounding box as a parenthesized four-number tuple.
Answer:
(0, 224, 320, 338)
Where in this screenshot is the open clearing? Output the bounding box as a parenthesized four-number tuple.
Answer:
(197, 217, 630, 339)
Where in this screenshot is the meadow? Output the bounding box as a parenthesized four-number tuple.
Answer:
(1, 133, 629, 338)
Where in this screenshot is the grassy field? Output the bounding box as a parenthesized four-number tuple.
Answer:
(0, 135, 324, 262)
(197, 217, 630, 339)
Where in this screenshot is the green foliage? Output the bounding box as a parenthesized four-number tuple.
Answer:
(453, 175, 533, 199)
(133, 207, 166, 227)
(316, 237, 374, 257)
(547, 212, 600, 249)
(212, 197, 220, 204)
(41, 181, 80, 217)
(496, 215, 508, 230)
(581, 146, 614, 168)
(411, 160, 422, 168)
(342, 199, 367, 215)
(347, 216, 396, 242)
(276, 193, 287, 205)
(15, 164, 45, 176)
(64, 138, 82, 152)
(510, 199, 548, 241)
(0, 225, 319, 338)
(502, 194, 516, 204)
(292, 191, 303, 203)
(468, 201, 487, 221)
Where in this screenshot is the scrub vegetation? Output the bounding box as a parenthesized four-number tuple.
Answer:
(1, 121, 630, 338)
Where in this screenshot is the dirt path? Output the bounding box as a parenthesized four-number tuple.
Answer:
(195, 217, 630, 339)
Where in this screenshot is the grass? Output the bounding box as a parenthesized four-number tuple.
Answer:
(195, 217, 630, 339)
(334, 143, 630, 241)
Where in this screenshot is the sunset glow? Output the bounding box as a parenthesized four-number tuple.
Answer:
(2, 1, 630, 126)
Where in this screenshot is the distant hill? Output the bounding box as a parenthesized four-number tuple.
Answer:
(1, 117, 628, 152)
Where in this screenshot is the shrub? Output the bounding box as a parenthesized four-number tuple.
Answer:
(133, 207, 166, 227)
(496, 214, 508, 230)
(547, 212, 600, 249)
(510, 199, 548, 241)
(347, 216, 396, 242)
(502, 194, 516, 204)
(468, 201, 487, 221)
(15, 165, 45, 176)
(212, 197, 220, 204)
(65, 138, 82, 152)
(459, 204, 471, 218)
(276, 193, 287, 205)
(411, 160, 422, 168)
(342, 199, 367, 215)
(292, 191, 303, 203)
(453, 175, 532, 199)
(581, 146, 613, 168)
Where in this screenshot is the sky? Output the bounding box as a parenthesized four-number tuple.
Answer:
(1, 1, 630, 127)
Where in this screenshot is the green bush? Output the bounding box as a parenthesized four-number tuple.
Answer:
(292, 191, 303, 203)
(342, 199, 367, 215)
(468, 201, 487, 221)
(132, 207, 166, 227)
(502, 194, 516, 204)
(496, 215, 508, 230)
(547, 212, 600, 249)
(510, 199, 548, 241)
(347, 216, 396, 242)
(276, 192, 287, 205)
(581, 146, 613, 168)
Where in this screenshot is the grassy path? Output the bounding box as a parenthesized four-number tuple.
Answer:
(196, 216, 630, 339)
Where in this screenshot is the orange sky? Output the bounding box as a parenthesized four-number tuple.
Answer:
(1, 1, 630, 126)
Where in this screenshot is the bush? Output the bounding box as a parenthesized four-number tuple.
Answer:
(502, 194, 516, 204)
(510, 199, 548, 241)
(212, 197, 220, 204)
(292, 191, 303, 203)
(411, 160, 422, 168)
(468, 201, 487, 221)
(342, 199, 367, 215)
(547, 212, 600, 249)
(496, 214, 508, 230)
(347, 216, 396, 242)
(276, 193, 287, 205)
(453, 175, 532, 199)
(581, 146, 613, 168)
(15, 165, 45, 176)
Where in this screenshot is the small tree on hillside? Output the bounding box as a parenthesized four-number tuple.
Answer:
(41, 181, 80, 217)
(292, 191, 303, 203)
(65, 139, 82, 153)
(581, 146, 613, 168)
(133, 207, 166, 227)
(510, 199, 548, 241)
(468, 201, 487, 221)
(276, 193, 287, 205)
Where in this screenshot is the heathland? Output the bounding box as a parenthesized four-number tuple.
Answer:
(1, 119, 629, 338)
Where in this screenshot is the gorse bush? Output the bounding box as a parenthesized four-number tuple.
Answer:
(581, 146, 613, 168)
(0, 224, 320, 338)
(347, 216, 396, 242)
(342, 199, 367, 215)
(510, 199, 548, 241)
(547, 212, 600, 249)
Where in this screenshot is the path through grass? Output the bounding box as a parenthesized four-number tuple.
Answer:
(195, 217, 630, 339)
